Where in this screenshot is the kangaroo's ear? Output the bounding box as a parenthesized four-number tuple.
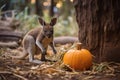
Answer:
(38, 17, 46, 26)
(50, 17, 57, 26)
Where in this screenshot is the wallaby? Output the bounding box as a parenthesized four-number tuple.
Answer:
(12, 17, 57, 64)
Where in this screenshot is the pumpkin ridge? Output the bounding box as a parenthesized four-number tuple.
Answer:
(79, 51, 85, 70)
(78, 51, 82, 70)
(71, 50, 76, 69)
(74, 50, 79, 70)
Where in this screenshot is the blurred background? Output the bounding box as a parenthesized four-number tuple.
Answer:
(0, 0, 78, 37)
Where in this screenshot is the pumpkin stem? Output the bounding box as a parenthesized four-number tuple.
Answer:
(76, 43, 82, 50)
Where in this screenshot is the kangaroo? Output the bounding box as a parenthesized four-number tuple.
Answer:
(12, 17, 57, 64)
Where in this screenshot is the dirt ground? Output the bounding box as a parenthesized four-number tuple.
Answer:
(0, 46, 120, 80)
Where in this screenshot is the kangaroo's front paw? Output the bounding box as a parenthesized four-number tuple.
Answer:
(41, 56, 46, 61)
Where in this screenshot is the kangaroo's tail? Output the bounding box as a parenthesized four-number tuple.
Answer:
(10, 48, 28, 59)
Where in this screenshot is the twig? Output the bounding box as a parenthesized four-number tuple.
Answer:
(0, 71, 12, 74)
(0, 71, 28, 80)
(13, 73, 28, 80)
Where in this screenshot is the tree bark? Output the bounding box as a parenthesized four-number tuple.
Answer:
(35, 0, 43, 16)
(73, 0, 120, 62)
(50, 0, 54, 17)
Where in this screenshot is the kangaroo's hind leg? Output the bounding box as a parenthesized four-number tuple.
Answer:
(23, 35, 43, 64)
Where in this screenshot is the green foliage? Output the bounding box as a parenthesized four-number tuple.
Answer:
(54, 15, 78, 37)
(16, 7, 78, 36)
(16, 7, 39, 33)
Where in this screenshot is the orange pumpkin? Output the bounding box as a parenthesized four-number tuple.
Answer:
(63, 43, 93, 71)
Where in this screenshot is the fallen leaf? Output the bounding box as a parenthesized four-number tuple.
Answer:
(83, 76, 94, 80)
(31, 65, 39, 70)
(42, 68, 59, 74)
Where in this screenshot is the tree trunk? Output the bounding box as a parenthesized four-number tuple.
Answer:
(35, 0, 43, 16)
(50, 0, 54, 17)
(73, 0, 120, 62)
